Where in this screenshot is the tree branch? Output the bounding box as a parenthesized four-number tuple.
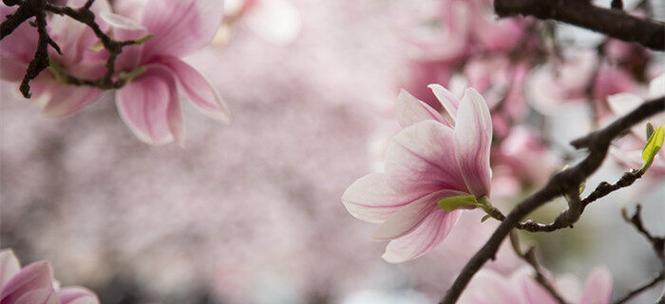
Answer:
(612, 204, 665, 304)
(493, 0, 665, 51)
(0, 0, 148, 97)
(509, 231, 568, 304)
(439, 96, 665, 304)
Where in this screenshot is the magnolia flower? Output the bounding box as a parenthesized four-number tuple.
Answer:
(0, 0, 110, 116)
(497, 126, 561, 187)
(1, 0, 229, 145)
(342, 84, 492, 263)
(103, 0, 229, 145)
(608, 73, 665, 175)
(458, 267, 613, 304)
(527, 49, 598, 114)
(0, 249, 99, 304)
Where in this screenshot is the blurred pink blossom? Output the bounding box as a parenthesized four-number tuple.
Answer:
(458, 267, 613, 304)
(496, 126, 562, 187)
(0, 0, 110, 116)
(0, 0, 229, 145)
(0, 250, 99, 304)
(342, 84, 493, 263)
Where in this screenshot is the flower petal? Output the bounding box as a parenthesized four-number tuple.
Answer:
(579, 267, 612, 304)
(14, 288, 58, 304)
(516, 268, 559, 304)
(649, 73, 665, 99)
(42, 85, 102, 117)
(158, 56, 230, 123)
(454, 88, 493, 197)
(381, 209, 460, 263)
(0, 5, 37, 81)
(141, 0, 224, 59)
(428, 84, 461, 122)
(116, 65, 183, 145)
(385, 120, 467, 195)
(607, 93, 642, 116)
(58, 287, 99, 304)
(395, 90, 447, 128)
(341, 173, 425, 224)
(459, 269, 524, 304)
(373, 190, 463, 240)
(0, 250, 20, 288)
(0, 261, 53, 303)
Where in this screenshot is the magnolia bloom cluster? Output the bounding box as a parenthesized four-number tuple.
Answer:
(343, 84, 493, 263)
(609, 74, 665, 176)
(0, 0, 230, 145)
(0, 250, 98, 304)
(458, 267, 613, 304)
(406, 0, 533, 138)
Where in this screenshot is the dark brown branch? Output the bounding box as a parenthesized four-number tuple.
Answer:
(483, 168, 645, 232)
(0, 0, 146, 97)
(494, 0, 665, 51)
(440, 96, 665, 304)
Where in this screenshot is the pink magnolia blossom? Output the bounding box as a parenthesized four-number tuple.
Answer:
(458, 267, 613, 304)
(342, 84, 492, 263)
(104, 0, 229, 145)
(608, 73, 665, 175)
(496, 126, 561, 187)
(0, 249, 99, 304)
(527, 49, 598, 113)
(0, 0, 110, 116)
(0, 0, 229, 145)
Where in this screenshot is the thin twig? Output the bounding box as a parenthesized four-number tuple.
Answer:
(440, 96, 665, 304)
(509, 231, 568, 304)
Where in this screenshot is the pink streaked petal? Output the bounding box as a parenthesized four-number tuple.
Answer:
(42, 86, 102, 117)
(373, 190, 464, 240)
(428, 84, 460, 123)
(0, 5, 37, 69)
(395, 89, 447, 128)
(385, 120, 467, 195)
(0, 250, 20, 288)
(459, 269, 523, 304)
(579, 267, 613, 304)
(159, 56, 230, 123)
(58, 287, 99, 304)
(116, 65, 183, 145)
(341, 173, 426, 224)
(454, 88, 493, 197)
(14, 288, 58, 304)
(515, 268, 558, 304)
(381, 209, 460, 263)
(141, 0, 224, 59)
(0, 261, 53, 303)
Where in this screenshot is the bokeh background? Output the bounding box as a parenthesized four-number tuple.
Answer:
(1, 0, 664, 303)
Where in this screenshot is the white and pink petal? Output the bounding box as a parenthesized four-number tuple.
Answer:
(381, 209, 460, 263)
(385, 120, 467, 195)
(454, 88, 493, 197)
(115, 65, 183, 145)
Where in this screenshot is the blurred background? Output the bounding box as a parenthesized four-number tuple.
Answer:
(1, 0, 664, 303)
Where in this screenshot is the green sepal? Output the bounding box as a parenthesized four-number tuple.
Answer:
(641, 124, 664, 171)
(437, 195, 478, 212)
